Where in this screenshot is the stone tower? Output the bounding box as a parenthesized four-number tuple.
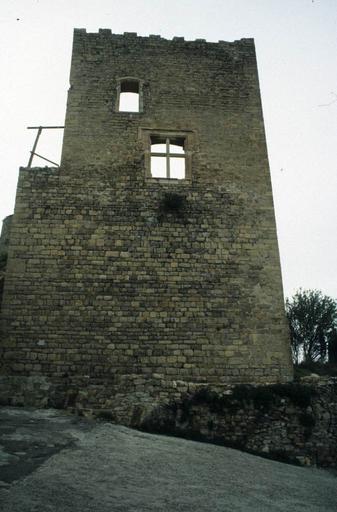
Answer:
(0, 30, 293, 421)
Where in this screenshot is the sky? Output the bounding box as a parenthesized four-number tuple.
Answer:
(0, 0, 336, 299)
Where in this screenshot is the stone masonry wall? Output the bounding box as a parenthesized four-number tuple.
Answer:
(0, 31, 293, 421)
(0, 215, 13, 254)
(142, 379, 337, 468)
(0, 215, 13, 309)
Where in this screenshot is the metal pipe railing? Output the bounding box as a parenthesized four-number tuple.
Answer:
(27, 126, 64, 168)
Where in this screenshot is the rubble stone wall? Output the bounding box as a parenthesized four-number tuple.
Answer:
(142, 380, 337, 468)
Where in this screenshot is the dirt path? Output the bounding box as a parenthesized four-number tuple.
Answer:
(0, 407, 336, 511)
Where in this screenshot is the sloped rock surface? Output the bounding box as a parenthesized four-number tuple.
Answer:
(0, 407, 336, 512)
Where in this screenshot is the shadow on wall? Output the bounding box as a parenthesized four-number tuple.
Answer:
(0, 215, 13, 308)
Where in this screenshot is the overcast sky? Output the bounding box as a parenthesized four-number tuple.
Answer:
(0, 0, 336, 299)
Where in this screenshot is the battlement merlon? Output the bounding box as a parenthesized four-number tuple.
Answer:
(68, 28, 258, 99)
(73, 28, 255, 46)
(69, 29, 256, 81)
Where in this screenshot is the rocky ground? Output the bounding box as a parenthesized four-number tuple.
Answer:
(0, 406, 336, 511)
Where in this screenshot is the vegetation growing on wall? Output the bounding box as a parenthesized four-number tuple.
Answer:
(140, 381, 336, 467)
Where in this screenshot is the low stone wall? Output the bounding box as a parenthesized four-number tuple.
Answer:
(0, 374, 158, 425)
(140, 379, 337, 468)
(1, 374, 336, 467)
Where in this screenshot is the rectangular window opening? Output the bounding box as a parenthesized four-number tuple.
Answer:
(170, 158, 185, 179)
(150, 136, 186, 180)
(118, 80, 140, 112)
(151, 156, 167, 178)
(119, 92, 139, 112)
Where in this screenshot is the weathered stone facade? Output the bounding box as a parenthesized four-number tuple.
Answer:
(0, 215, 12, 309)
(0, 30, 292, 422)
(0, 215, 12, 254)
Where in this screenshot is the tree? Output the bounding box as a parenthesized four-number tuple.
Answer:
(285, 289, 337, 365)
(328, 329, 337, 364)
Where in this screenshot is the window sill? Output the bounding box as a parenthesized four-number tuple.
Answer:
(145, 177, 192, 185)
(116, 111, 143, 115)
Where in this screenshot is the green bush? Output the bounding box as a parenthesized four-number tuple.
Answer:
(270, 383, 316, 408)
(231, 385, 276, 410)
(299, 413, 316, 428)
(295, 361, 337, 377)
(190, 383, 316, 413)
